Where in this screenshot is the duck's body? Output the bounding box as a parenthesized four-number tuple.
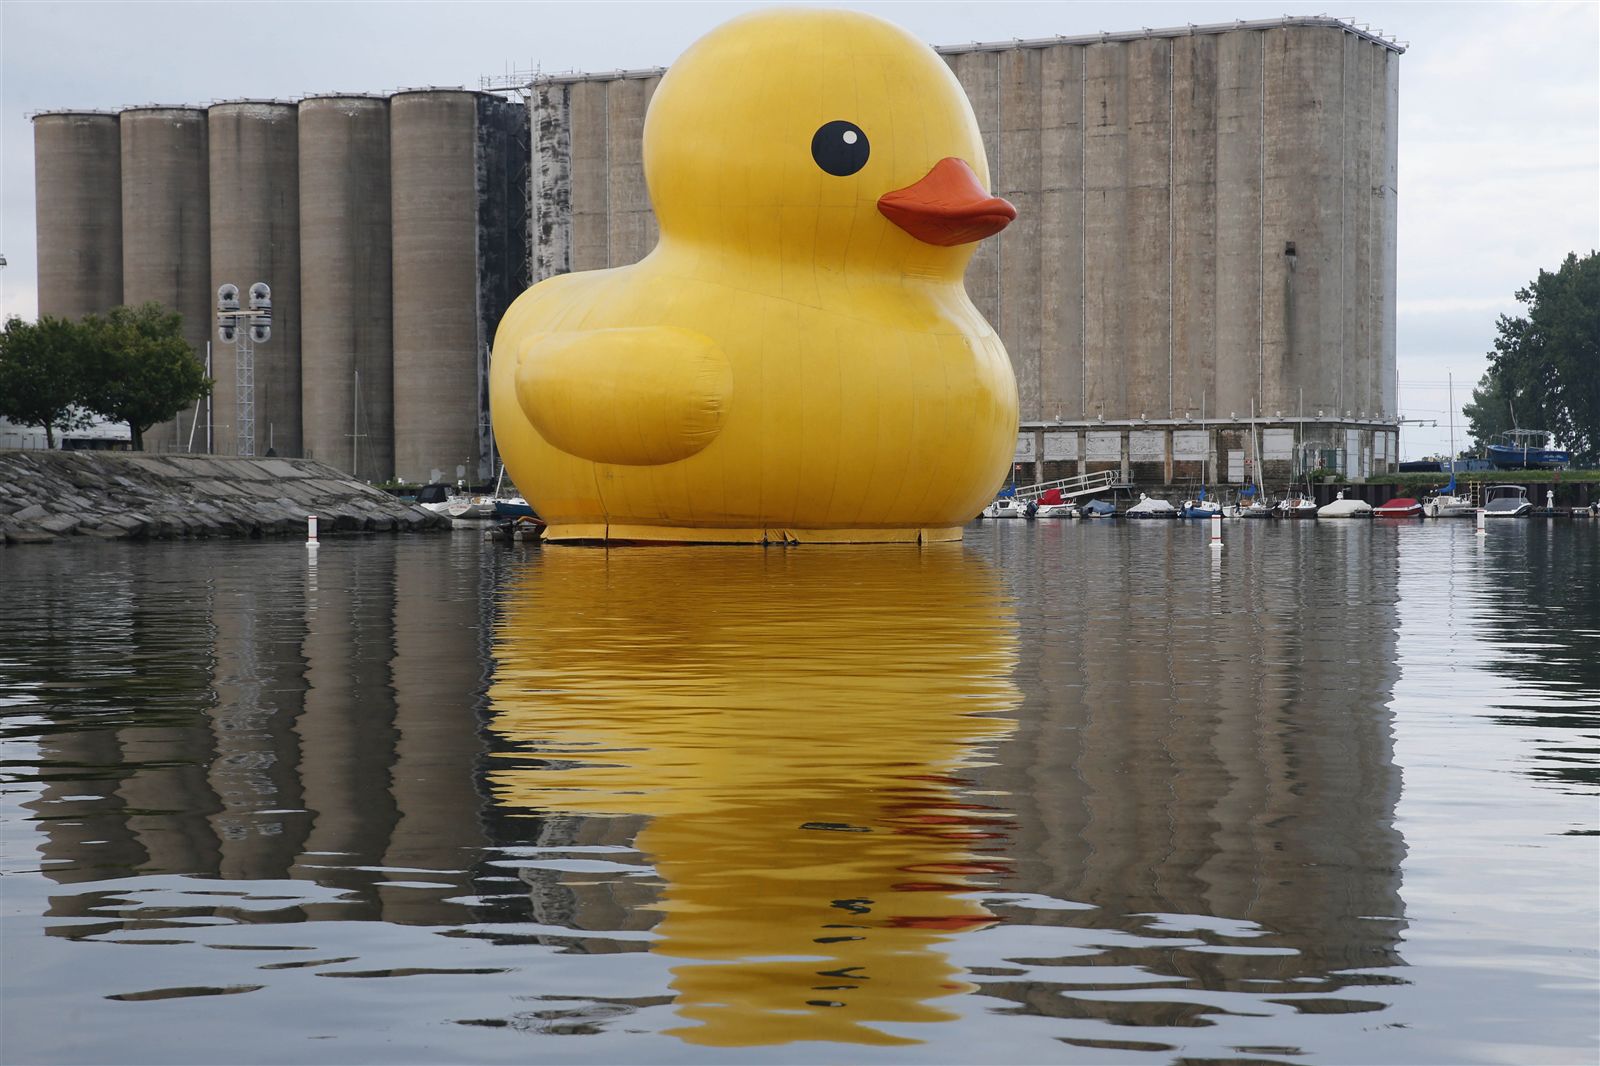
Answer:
(491, 9, 1020, 543)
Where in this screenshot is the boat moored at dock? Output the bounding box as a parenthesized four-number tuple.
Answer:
(1276, 494, 1318, 519)
(1317, 491, 1373, 518)
(1483, 484, 1533, 517)
(1373, 497, 1423, 518)
(1124, 494, 1178, 519)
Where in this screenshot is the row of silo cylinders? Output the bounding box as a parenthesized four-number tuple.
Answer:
(33, 92, 489, 484)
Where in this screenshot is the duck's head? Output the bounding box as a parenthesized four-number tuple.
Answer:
(643, 8, 1014, 282)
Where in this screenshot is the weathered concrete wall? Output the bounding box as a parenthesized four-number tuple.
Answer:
(0, 451, 445, 544)
(390, 90, 482, 486)
(208, 101, 301, 458)
(120, 107, 211, 454)
(32, 113, 122, 322)
(476, 95, 531, 478)
(1039, 46, 1084, 422)
(530, 82, 573, 282)
(298, 96, 393, 482)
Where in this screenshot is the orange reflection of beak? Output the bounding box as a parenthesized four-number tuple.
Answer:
(877, 157, 1017, 246)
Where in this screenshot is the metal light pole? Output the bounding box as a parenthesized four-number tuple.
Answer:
(216, 283, 271, 457)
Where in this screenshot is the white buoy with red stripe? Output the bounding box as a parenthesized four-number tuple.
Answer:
(1210, 512, 1223, 548)
(308, 514, 319, 544)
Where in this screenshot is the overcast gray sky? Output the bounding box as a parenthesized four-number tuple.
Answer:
(2, 1, 1596, 457)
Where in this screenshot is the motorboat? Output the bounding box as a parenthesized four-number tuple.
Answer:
(980, 496, 1026, 519)
(446, 495, 497, 519)
(416, 482, 495, 520)
(1124, 493, 1178, 519)
(416, 482, 461, 515)
(1482, 484, 1532, 517)
(1078, 498, 1117, 519)
(1032, 488, 1077, 518)
(1276, 494, 1318, 519)
(1373, 496, 1423, 518)
(1487, 429, 1571, 470)
(1317, 490, 1372, 518)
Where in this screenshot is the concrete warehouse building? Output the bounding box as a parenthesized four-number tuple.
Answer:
(31, 15, 1401, 489)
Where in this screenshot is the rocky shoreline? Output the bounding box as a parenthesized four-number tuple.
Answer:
(0, 450, 449, 544)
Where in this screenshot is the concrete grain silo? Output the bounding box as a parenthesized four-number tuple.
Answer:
(208, 101, 301, 458)
(298, 95, 393, 481)
(32, 112, 123, 321)
(120, 106, 211, 453)
(937, 19, 1402, 484)
(532, 72, 659, 279)
(390, 89, 526, 486)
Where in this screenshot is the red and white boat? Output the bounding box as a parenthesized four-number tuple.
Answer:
(1373, 496, 1423, 518)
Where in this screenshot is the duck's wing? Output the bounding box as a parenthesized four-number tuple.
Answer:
(514, 326, 731, 466)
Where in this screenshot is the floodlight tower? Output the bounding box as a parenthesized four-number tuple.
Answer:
(216, 282, 271, 457)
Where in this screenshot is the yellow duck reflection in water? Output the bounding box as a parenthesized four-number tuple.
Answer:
(488, 547, 1019, 1046)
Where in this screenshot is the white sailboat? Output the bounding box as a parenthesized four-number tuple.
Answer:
(1425, 373, 1476, 517)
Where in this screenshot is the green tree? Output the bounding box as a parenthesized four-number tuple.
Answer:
(0, 315, 95, 447)
(1463, 368, 1515, 452)
(1468, 251, 1600, 465)
(82, 303, 211, 451)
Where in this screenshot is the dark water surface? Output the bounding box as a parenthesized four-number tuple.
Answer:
(2, 520, 1595, 1064)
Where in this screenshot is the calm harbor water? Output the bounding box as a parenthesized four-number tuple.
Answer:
(1, 519, 1596, 1064)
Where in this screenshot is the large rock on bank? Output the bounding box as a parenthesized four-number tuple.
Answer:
(0, 451, 449, 544)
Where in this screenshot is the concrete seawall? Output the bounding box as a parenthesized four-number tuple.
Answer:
(0, 451, 449, 544)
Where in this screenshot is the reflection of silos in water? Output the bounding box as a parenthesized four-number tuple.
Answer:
(383, 536, 495, 923)
(208, 101, 301, 457)
(298, 96, 392, 480)
(489, 548, 1020, 1047)
(32, 112, 122, 320)
(120, 107, 211, 452)
(990, 523, 1405, 990)
(390, 90, 527, 485)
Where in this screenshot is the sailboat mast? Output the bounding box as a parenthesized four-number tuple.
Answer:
(352, 369, 360, 477)
(1449, 373, 1456, 474)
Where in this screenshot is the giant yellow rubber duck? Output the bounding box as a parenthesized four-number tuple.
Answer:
(490, 8, 1019, 544)
(488, 547, 1020, 1045)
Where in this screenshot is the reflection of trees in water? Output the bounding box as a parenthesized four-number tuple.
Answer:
(1473, 524, 1600, 788)
(15, 539, 502, 930)
(971, 521, 1408, 1022)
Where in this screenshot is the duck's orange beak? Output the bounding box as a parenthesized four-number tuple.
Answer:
(877, 157, 1016, 246)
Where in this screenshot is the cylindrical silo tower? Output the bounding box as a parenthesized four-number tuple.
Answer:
(32, 112, 123, 321)
(208, 100, 301, 458)
(121, 106, 211, 453)
(390, 89, 483, 487)
(298, 95, 393, 481)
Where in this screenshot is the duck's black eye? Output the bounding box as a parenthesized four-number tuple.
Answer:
(811, 120, 869, 176)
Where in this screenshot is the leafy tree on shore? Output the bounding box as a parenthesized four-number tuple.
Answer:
(0, 315, 95, 447)
(81, 303, 211, 451)
(1462, 368, 1514, 449)
(1467, 251, 1600, 465)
